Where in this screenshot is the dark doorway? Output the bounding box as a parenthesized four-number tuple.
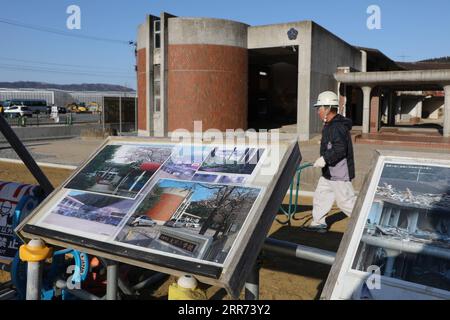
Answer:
(248, 47, 298, 130)
(345, 86, 363, 126)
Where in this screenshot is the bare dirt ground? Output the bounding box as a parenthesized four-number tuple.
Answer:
(0, 162, 349, 300)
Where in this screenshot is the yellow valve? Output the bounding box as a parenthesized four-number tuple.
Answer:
(19, 239, 52, 263)
(168, 275, 207, 300)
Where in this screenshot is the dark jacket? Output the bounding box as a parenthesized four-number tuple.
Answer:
(320, 114, 355, 181)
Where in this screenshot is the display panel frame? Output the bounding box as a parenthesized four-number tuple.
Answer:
(16, 136, 301, 297)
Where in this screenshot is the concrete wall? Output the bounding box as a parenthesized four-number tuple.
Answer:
(0, 124, 104, 143)
(308, 23, 362, 137)
(169, 17, 248, 47)
(247, 21, 308, 49)
(167, 18, 248, 132)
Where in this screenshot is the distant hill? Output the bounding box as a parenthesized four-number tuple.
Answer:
(419, 56, 450, 63)
(0, 81, 134, 92)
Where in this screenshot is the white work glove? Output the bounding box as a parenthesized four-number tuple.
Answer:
(313, 156, 326, 168)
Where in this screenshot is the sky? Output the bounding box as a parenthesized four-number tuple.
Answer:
(1, 0, 450, 89)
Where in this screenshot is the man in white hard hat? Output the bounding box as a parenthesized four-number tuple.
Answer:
(303, 91, 357, 233)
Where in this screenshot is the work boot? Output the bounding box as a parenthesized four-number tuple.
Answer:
(301, 222, 328, 233)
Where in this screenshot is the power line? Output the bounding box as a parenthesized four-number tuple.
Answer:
(0, 18, 136, 46)
(0, 56, 133, 72)
(0, 64, 135, 79)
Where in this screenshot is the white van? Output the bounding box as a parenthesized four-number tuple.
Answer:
(8, 99, 49, 114)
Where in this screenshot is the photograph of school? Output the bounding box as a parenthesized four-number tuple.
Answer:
(115, 179, 260, 264)
(198, 147, 265, 175)
(65, 144, 173, 198)
(42, 191, 135, 237)
(352, 163, 450, 292)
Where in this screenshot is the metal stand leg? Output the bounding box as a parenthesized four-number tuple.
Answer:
(244, 259, 261, 300)
(20, 239, 51, 301)
(106, 261, 119, 300)
(26, 261, 43, 300)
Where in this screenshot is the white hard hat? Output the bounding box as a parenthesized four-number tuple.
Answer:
(314, 91, 339, 107)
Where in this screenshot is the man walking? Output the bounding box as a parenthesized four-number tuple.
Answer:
(304, 91, 357, 233)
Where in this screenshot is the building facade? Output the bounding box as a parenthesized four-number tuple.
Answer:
(136, 14, 364, 140)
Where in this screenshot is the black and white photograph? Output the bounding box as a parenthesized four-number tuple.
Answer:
(115, 179, 261, 264)
(42, 191, 135, 237)
(198, 147, 265, 175)
(65, 144, 173, 198)
(352, 163, 450, 292)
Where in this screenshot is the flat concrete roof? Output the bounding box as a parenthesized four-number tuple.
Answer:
(335, 69, 450, 87)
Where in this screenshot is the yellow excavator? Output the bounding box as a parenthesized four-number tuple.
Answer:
(67, 102, 88, 113)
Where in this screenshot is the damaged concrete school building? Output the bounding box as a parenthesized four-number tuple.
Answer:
(135, 13, 450, 146)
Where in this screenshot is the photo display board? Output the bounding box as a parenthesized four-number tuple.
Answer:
(322, 150, 450, 300)
(17, 136, 301, 297)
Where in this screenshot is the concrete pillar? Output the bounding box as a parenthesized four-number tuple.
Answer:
(444, 85, 450, 138)
(362, 86, 372, 134)
(360, 50, 368, 72)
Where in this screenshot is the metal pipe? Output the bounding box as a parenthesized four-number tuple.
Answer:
(118, 278, 134, 296)
(26, 261, 43, 300)
(56, 280, 102, 300)
(263, 238, 336, 266)
(132, 272, 167, 291)
(361, 235, 450, 261)
(106, 262, 118, 300)
(0, 289, 16, 300)
(0, 115, 54, 195)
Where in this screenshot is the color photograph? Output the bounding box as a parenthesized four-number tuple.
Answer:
(192, 173, 218, 183)
(65, 144, 174, 198)
(218, 175, 246, 184)
(115, 179, 261, 264)
(352, 163, 450, 292)
(158, 145, 212, 180)
(198, 147, 265, 175)
(42, 191, 135, 237)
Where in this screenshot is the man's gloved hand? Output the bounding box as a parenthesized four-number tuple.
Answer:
(313, 156, 326, 168)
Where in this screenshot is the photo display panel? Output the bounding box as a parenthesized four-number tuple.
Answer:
(17, 136, 301, 296)
(322, 150, 450, 300)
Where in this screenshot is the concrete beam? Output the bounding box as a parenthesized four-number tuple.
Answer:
(362, 86, 372, 134)
(444, 85, 450, 138)
(335, 69, 450, 86)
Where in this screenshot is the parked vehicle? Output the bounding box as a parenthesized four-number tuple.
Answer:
(4, 106, 33, 118)
(130, 216, 157, 227)
(7, 99, 49, 114)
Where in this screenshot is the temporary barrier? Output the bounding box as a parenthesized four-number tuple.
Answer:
(0, 182, 44, 261)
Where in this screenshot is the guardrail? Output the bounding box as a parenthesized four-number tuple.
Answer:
(3, 113, 101, 127)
